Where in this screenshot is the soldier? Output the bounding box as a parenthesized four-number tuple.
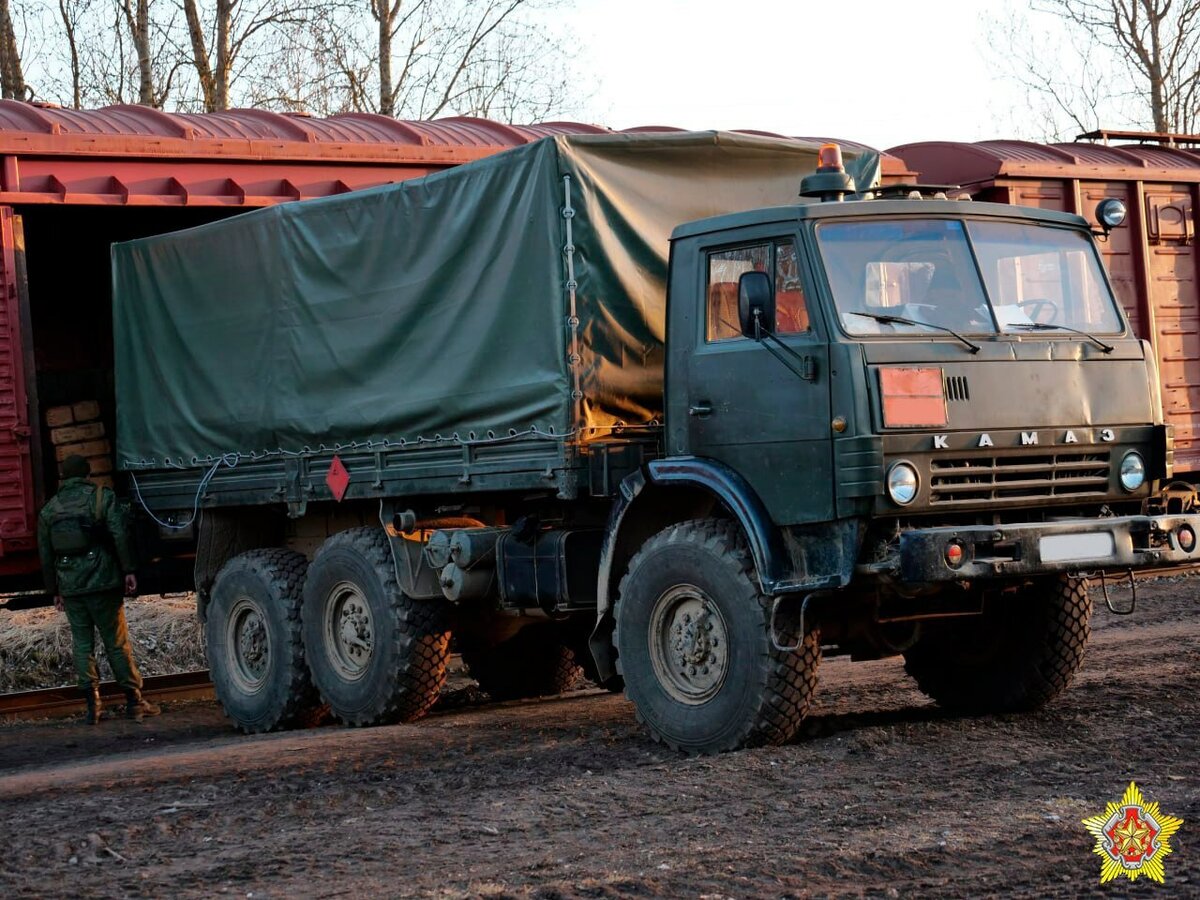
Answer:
(37, 454, 161, 724)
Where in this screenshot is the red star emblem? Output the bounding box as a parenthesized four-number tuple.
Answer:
(1104, 806, 1159, 864)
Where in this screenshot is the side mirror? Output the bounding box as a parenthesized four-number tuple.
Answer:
(738, 271, 775, 338)
(1096, 198, 1127, 235)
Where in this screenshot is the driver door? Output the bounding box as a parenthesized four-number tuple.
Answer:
(682, 235, 833, 525)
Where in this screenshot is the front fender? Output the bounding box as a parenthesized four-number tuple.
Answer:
(588, 458, 792, 677)
(593, 458, 790, 620)
(588, 456, 849, 683)
(645, 457, 789, 591)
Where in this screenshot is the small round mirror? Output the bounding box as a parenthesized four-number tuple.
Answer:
(1096, 198, 1127, 230)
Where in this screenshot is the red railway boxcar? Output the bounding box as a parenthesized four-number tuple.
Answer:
(0, 102, 908, 600)
(890, 132, 1200, 476)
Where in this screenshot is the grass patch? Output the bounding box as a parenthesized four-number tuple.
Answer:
(0, 594, 205, 692)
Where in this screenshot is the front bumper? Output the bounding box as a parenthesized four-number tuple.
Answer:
(897, 514, 1200, 583)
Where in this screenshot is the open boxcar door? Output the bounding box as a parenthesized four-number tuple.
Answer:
(0, 208, 39, 575)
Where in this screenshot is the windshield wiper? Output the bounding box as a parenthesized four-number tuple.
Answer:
(848, 311, 980, 354)
(1004, 322, 1113, 354)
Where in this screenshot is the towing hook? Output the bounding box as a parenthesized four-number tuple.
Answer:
(1097, 569, 1137, 615)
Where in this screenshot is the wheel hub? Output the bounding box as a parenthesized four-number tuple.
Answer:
(227, 597, 271, 692)
(325, 582, 374, 680)
(648, 585, 729, 704)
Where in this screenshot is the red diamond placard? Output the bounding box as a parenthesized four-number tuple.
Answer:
(326, 455, 350, 502)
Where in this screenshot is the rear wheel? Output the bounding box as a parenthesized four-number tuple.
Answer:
(461, 623, 582, 700)
(303, 527, 450, 726)
(903, 575, 1091, 713)
(615, 518, 821, 754)
(206, 549, 316, 733)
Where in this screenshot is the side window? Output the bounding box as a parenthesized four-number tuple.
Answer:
(706, 240, 811, 342)
(774, 240, 810, 334)
(707, 244, 769, 341)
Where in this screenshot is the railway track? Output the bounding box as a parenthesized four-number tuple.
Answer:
(1134, 563, 1200, 580)
(0, 567, 1193, 722)
(0, 670, 213, 721)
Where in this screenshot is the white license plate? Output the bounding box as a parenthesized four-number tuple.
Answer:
(1040, 532, 1116, 563)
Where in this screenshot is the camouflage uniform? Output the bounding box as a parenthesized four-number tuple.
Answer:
(37, 474, 150, 720)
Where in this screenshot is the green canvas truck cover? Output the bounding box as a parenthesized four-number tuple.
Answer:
(113, 132, 879, 470)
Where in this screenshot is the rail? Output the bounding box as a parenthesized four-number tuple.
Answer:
(0, 567, 1193, 720)
(0, 670, 213, 720)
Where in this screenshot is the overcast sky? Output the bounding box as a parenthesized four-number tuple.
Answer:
(565, 0, 1029, 150)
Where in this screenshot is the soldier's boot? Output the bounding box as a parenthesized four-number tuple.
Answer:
(124, 690, 161, 722)
(83, 687, 102, 725)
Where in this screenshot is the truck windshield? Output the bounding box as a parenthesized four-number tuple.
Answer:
(816, 218, 1123, 337)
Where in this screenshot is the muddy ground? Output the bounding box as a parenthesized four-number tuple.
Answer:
(0, 579, 1196, 898)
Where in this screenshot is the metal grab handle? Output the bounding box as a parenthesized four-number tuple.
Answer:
(770, 593, 820, 652)
(1098, 569, 1137, 615)
(688, 402, 713, 417)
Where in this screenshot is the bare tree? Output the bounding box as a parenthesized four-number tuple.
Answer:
(13, 0, 581, 120)
(370, 0, 424, 118)
(380, 0, 531, 120)
(0, 0, 28, 99)
(84, 2, 142, 105)
(95, 0, 187, 108)
(1039, 0, 1200, 133)
(181, 0, 313, 112)
(56, 0, 91, 107)
(447, 19, 571, 122)
(118, 0, 156, 104)
(987, 5, 1120, 139)
(994, 1, 1200, 138)
(269, 0, 580, 122)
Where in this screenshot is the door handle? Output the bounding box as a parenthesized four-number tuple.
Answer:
(689, 402, 713, 417)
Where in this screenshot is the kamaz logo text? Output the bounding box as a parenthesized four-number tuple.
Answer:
(932, 429, 1116, 450)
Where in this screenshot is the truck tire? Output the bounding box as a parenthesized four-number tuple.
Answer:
(903, 575, 1091, 713)
(461, 624, 583, 700)
(206, 549, 316, 733)
(302, 527, 450, 726)
(614, 518, 821, 754)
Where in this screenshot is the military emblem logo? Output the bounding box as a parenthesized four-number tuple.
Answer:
(1082, 782, 1183, 884)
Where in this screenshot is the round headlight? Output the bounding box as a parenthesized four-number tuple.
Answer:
(887, 462, 919, 505)
(1119, 451, 1145, 492)
(1099, 199, 1123, 230)
(1097, 198, 1127, 229)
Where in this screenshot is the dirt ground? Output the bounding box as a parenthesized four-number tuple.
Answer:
(0, 578, 1196, 899)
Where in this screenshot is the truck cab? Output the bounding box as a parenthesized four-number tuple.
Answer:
(598, 160, 1200, 753)
(664, 196, 1179, 582)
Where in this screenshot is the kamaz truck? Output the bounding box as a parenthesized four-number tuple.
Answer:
(114, 132, 1200, 753)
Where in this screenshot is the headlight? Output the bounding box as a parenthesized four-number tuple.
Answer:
(1096, 198, 1127, 229)
(887, 461, 919, 505)
(1119, 451, 1145, 491)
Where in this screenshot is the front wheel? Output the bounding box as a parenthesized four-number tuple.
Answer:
(903, 575, 1091, 713)
(615, 518, 820, 754)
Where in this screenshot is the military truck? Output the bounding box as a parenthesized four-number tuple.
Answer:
(114, 132, 1200, 753)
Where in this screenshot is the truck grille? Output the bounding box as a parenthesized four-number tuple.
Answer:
(928, 450, 1111, 504)
(944, 375, 970, 401)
